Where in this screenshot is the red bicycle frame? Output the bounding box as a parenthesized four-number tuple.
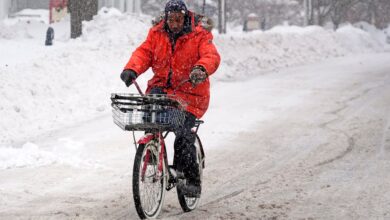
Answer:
(131, 79, 201, 183)
(139, 132, 168, 181)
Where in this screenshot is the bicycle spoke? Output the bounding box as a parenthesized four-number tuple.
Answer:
(138, 144, 164, 216)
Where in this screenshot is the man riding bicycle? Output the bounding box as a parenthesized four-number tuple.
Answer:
(120, 0, 220, 197)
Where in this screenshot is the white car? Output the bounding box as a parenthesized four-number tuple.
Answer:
(8, 9, 49, 24)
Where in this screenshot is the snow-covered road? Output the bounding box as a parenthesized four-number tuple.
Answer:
(1, 53, 390, 219)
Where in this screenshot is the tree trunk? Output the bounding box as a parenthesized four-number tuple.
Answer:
(69, 0, 98, 39)
(330, 0, 359, 30)
(316, 0, 331, 27)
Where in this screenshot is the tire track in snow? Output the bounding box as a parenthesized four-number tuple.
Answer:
(315, 87, 374, 167)
(315, 137, 354, 167)
(316, 75, 390, 167)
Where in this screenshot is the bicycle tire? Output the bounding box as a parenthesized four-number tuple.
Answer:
(177, 135, 203, 212)
(133, 140, 167, 219)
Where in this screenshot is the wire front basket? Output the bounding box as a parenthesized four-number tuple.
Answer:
(111, 93, 187, 131)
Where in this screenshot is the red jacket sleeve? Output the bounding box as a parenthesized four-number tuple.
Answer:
(124, 29, 154, 76)
(195, 31, 221, 76)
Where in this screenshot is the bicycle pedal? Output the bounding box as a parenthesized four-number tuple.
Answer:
(166, 182, 175, 191)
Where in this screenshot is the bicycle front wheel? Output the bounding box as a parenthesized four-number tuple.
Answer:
(133, 140, 166, 219)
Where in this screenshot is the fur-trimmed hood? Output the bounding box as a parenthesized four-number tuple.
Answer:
(151, 11, 214, 32)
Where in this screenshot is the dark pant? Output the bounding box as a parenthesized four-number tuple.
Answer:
(149, 87, 200, 184)
(173, 112, 200, 184)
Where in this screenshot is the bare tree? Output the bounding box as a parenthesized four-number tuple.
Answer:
(343, 0, 390, 28)
(314, 0, 332, 26)
(68, 0, 98, 39)
(368, 0, 390, 28)
(329, 0, 359, 29)
(223, 0, 301, 28)
(303, 0, 388, 28)
(140, 0, 390, 30)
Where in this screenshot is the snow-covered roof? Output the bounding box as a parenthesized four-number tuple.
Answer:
(248, 13, 258, 18)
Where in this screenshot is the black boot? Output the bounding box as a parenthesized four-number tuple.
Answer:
(184, 175, 201, 198)
(172, 112, 200, 197)
(181, 144, 201, 197)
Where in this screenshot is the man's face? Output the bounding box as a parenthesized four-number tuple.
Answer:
(167, 12, 185, 34)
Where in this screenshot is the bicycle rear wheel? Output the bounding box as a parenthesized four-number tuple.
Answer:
(133, 140, 166, 219)
(177, 135, 204, 212)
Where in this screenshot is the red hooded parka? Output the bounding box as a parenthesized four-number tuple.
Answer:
(124, 12, 221, 118)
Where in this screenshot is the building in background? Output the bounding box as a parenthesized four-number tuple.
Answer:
(50, 0, 68, 23)
(243, 13, 261, 32)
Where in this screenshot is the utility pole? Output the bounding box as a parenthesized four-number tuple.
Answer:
(218, 0, 226, 34)
(304, 0, 312, 26)
(202, 0, 206, 14)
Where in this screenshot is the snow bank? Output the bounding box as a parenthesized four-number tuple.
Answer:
(0, 8, 387, 168)
(354, 22, 390, 48)
(215, 25, 384, 81)
(0, 140, 102, 169)
(0, 8, 151, 147)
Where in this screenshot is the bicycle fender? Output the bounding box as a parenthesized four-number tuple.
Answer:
(195, 134, 206, 169)
(138, 133, 155, 144)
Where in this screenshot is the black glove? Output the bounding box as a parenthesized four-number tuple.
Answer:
(120, 69, 137, 87)
(190, 66, 208, 86)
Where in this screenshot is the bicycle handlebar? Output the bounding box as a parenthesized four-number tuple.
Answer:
(132, 80, 144, 96)
(131, 79, 191, 97)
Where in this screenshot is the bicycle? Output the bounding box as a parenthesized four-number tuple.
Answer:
(111, 80, 205, 219)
